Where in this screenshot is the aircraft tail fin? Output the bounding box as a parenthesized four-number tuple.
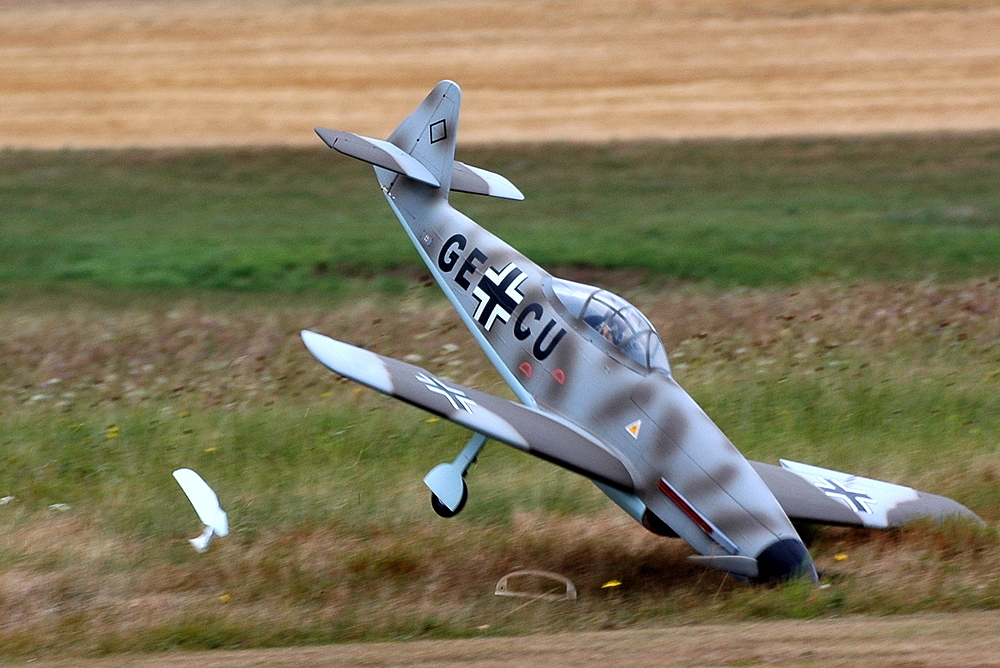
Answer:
(316, 80, 523, 200)
(385, 80, 461, 193)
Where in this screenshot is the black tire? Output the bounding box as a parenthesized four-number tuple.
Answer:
(431, 481, 468, 518)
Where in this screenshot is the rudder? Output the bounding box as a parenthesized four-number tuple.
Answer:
(385, 80, 461, 194)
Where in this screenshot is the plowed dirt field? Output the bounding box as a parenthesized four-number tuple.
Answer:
(3, 0, 1000, 147)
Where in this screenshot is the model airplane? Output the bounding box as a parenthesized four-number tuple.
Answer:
(302, 81, 980, 583)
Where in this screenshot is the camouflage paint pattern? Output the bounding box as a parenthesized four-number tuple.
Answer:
(363, 81, 810, 571)
(308, 80, 982, 581)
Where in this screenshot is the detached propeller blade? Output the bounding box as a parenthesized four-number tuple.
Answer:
(172, 468, 229, 552)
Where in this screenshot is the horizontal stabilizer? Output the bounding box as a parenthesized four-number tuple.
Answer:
(452, 162, 524, 200)
(316, 126, 523, 200)
(301, 330, 635, 493)
(751, 459, 982, 529)
(315, 127, 440, 187)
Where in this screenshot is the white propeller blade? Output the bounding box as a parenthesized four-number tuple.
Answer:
(172, 468, 229, 552)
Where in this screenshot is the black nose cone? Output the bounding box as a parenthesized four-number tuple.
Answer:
(756, 538, 818, 583)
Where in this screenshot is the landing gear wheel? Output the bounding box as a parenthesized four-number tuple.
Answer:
(431, 481, 468, 518)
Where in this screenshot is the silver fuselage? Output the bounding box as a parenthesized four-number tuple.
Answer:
(380, 173, 810, 575)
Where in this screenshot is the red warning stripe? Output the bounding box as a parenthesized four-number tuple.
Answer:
(657, 478, 714, 536)
(657, 477, 740, 555)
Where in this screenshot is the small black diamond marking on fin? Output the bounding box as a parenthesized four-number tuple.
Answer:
(429, 119, 447, 144)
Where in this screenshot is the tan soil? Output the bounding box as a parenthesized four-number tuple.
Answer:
(7, 612, 1000, 667)
(3, 0, 1000, 148)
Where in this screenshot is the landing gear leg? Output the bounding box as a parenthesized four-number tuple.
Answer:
(424, 432, 487, 518)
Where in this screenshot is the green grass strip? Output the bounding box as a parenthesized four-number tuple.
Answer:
(3, 133, 1000, 293)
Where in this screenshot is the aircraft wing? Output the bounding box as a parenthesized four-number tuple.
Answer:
(750, 459, 982, 529)
(301, 330, 635, 493)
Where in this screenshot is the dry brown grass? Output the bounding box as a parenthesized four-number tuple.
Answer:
(1, 505, 997, 660)
(0, 508, 692, 653)
(3, 0, 1000, 148)
(1, 282, 999, 657)
(4, 279, 998, 413)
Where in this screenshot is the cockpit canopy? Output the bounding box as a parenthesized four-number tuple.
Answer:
(549, 278, 670, 373)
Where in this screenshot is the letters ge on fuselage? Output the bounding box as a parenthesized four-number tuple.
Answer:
(437, 232, 566, 362)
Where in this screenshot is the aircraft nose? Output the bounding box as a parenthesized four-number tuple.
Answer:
(755, 538, 818, 583)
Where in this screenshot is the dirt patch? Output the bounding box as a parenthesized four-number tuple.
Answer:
(3, 0, 1000, 147)
(6, 612, 1000, 667)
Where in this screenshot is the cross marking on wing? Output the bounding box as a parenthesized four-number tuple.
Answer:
(415, 373, 477, 413)
(815, 477, 876, 514)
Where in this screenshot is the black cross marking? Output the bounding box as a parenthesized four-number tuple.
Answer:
(815, 477, 876, 514)
(415, 373, 476, 413)
(472, 262, 526, 330)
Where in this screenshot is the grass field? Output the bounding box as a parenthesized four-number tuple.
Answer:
(4, 133, 1000, 294)
(2, 135, 1000, 655)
